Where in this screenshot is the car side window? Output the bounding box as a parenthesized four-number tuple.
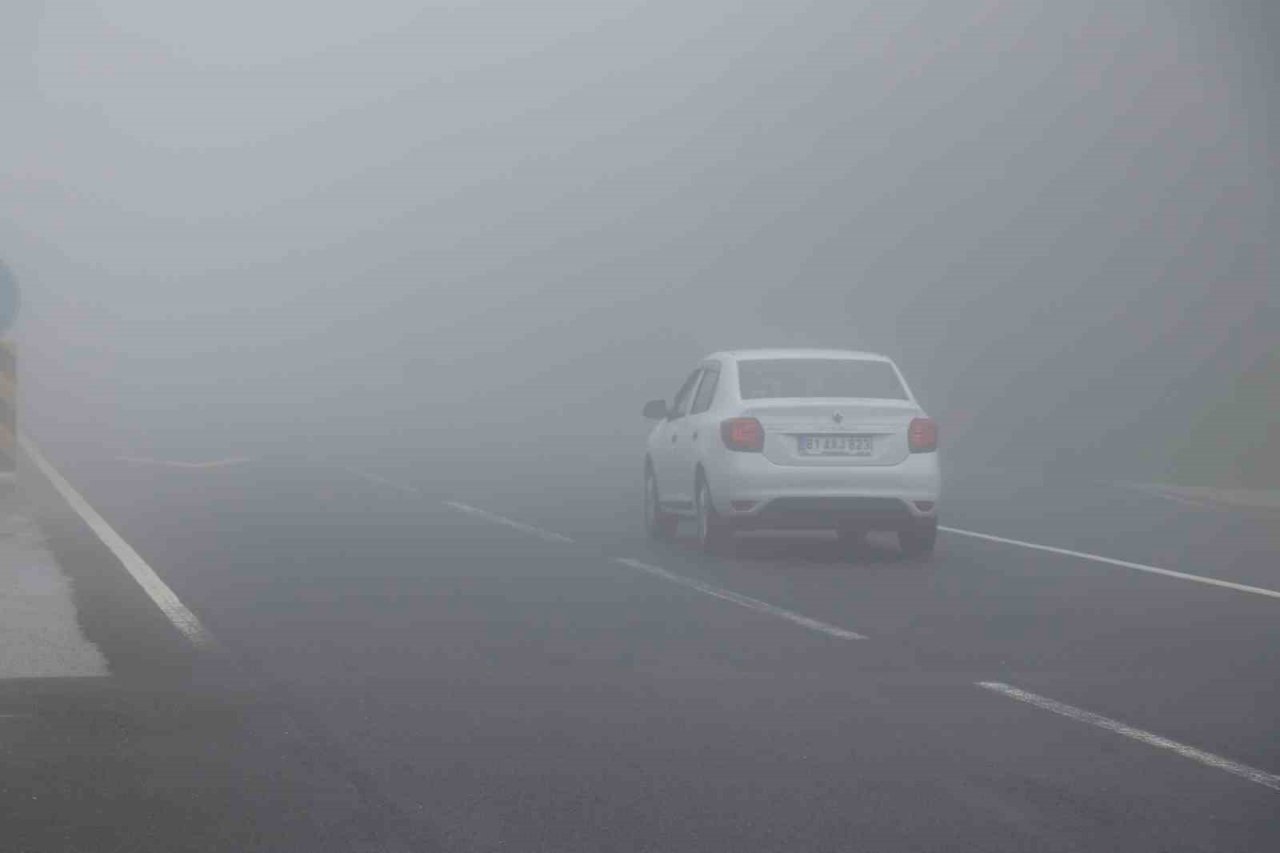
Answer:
(669, 370, 702, 420)
(690, 367, 719, 415)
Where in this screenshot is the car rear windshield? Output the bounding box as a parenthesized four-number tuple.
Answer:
(737, 359, 908, 400)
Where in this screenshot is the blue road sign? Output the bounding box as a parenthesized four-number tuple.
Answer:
(0, 261, 18, 336)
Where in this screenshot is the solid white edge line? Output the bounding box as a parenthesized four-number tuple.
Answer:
(443, 501, 576, 544)
(941, 526, 1280, 601)
(20, 435, 217, 649)
(977, 682, 1280, 792)
(614, 557, 866, 640)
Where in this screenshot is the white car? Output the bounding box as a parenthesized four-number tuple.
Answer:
(642, 349, 940, 557)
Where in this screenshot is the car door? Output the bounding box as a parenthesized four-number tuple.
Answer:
(680, 362, 721, 486)
(652, 369, 702, 508)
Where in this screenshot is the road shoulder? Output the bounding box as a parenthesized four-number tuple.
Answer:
(1, 487, 107, 679)
(2, 451, 438, 853)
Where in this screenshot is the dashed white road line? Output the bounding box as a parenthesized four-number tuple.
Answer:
(1127, 488, 1221, 511)
(443, 501, 576, 544)
(614, 558, 866, 640)
(21, 436, 217, 649)
(333, 469, 1280, 781)
(1116, 481, 1280, 513)
(977, 682, 1280, 792)
(18, 449, 1277, 786)
(115, 455, 253, 470)
(431, 493, 863, 640)
(340, 465, 424, 497)
(941, 526, 1280, 601)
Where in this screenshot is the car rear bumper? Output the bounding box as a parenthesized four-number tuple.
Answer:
(737, 496, 924, 530)
(706, 451, 940, 529)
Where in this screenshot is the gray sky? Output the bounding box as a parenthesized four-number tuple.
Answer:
(2, 1, 1276, 482)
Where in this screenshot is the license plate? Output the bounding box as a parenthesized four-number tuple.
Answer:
(797, 435, 874, 456)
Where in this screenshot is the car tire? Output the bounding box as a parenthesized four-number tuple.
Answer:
(898, 518, 937, 559)
(696, 477, 731, 554)
(644, 466, 678, 541)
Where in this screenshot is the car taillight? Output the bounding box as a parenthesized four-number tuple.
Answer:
(908, 417, 938, 453)
(721, 417, 765, 452)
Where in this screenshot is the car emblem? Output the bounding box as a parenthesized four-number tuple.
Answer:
(832, 411, 844, 424)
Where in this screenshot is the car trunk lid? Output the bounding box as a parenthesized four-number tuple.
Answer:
(742, 398, 920, 467)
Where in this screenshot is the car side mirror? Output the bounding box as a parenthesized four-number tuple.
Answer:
(642, 399, 668, 419)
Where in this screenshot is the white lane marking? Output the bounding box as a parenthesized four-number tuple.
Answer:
(613, 557, 866, 640)
(115, 455, 253, 470)
(1145, 491, 1220, 510)
(340, 465, 424, 496)
(443, 501, 576, 544)
(1115, 483, 1222, 511)
(977, 682, 1280, 792)
(1116, 481, 1280, 513)
(428, 496, 861, 639)
(941, 526, 1280, 601)
(336, 466, 570, 542)
(20, 436, 217, 649)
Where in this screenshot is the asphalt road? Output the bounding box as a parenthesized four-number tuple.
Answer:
(8, 440, 1280, 852)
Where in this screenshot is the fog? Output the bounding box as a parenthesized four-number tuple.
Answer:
(2, 0, 1276, 486)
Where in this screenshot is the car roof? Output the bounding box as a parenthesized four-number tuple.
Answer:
(707, 348, 892, 363)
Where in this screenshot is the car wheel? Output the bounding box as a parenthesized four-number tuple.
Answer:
(644, 466, 678, 541)
(898, 518, 937, 559)
(696, 477, 731, 553)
